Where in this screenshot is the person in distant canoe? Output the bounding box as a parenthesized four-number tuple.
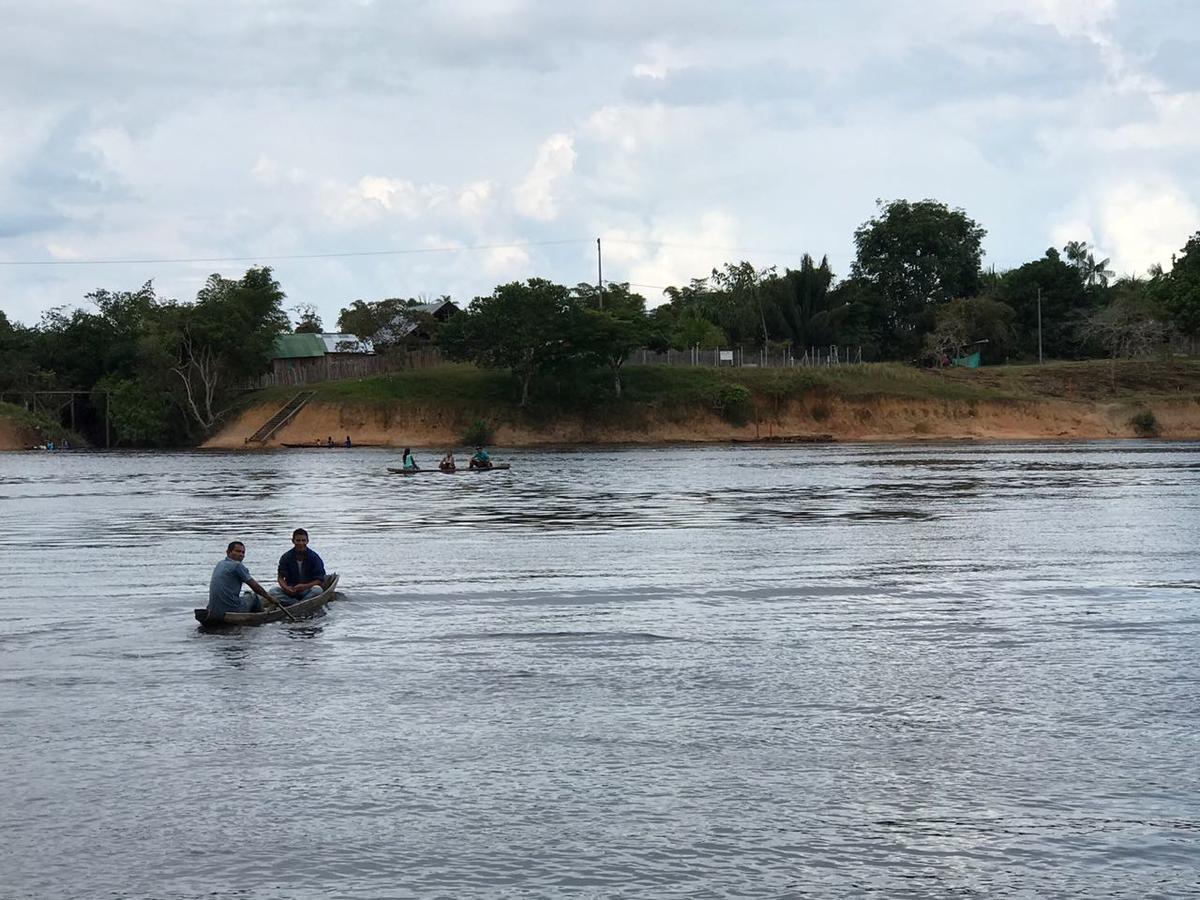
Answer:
(401, 447, 419, 471)
(344, 435, 352, 447)
(271, 528, 327, 606)
(208, 541, 274, 617)
(439, 450, 456, 472)
(325, 435, 334, 447)
(469, 445, 492, 469)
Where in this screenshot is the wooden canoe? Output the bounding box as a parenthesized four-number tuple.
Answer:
(387, 463, 510, 475)
(195, 573, 340, 626)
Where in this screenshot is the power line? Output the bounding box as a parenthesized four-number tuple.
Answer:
(0, 236, 807, 269)
(602, 237, 798, 256)
(0, 238, 593, 267)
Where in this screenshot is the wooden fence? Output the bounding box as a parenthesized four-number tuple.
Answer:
(627, 346, 864, 368)
(245, 345, 868, 388)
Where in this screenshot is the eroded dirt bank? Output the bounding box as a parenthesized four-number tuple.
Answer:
(0, 419, 39, 451)
(202, 395, 1200, 449)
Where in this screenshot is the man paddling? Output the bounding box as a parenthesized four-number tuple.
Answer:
(208, 541, 274, 617)
(271, 528, 327, 606)
(469, 445, 492, 470)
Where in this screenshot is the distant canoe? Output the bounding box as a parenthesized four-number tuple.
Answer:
(281, 443, 382, 449)
(195, 573, 340, 626)
(387, 463, 511, 475)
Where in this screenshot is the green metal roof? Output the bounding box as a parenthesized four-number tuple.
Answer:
(270, 333, 326, 359)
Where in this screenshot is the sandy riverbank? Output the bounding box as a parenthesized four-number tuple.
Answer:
(201, 395, 1200, 449)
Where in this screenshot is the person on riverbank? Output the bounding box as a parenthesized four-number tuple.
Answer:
(469, 445, 492, 469)
(271, 528, 327, 606)
(402, 447, 419, 471)
(208, 541, 274, 617)
(439, 450, 456, 472)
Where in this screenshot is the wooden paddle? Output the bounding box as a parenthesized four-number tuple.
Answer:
(267, 590, 300, 622)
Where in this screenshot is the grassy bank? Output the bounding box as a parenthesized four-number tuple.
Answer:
(214, 358, 1200, 447)
(246, 358, 1200, 420)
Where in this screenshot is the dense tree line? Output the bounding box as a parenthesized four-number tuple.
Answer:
(0, 268, 289, 445)
(5, 198, 1200, 442)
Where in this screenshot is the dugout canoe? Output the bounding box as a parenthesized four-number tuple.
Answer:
(194, 573, 340, 626)
(387, 463, 511, 475)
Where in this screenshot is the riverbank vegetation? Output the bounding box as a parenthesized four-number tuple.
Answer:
(3, 197, 1199, 447)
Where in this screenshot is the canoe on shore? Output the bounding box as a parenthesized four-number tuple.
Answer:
(388, 463, 511, 475)
(195, 573, 340, 626)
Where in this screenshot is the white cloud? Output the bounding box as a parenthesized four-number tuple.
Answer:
(456, 180, 494, 220)
(1097, 180, 1198, 275)
(1015, 0, 1117, 39)
(631, 41, 694, 80)
(483, 242, 531, 275)
(513, 133, 575, 221)
(623, 212, 741, 304)
(44, 242, 81, 260)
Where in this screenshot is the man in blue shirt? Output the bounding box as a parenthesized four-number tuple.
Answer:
(270, 528, 327, 606)
(469, 445, 492, 469)
(208, 541, 274, 618)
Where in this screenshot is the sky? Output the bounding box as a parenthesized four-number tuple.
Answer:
(2, 0, 1199, 329)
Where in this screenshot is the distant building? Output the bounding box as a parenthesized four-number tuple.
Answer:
(376, 299, 460, 346)
(266, 332, 375, 382)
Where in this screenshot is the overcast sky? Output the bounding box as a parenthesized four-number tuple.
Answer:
(2, 0, 1199, 328)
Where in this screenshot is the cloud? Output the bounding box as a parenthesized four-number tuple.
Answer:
(513, 133, 575, 220)
(620, 212, 742, 304)
(483, 243, 531, 276)
(1097, 180, 1199, 275)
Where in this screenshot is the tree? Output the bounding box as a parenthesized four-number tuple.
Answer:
(169, 267, 289, 431)
(1083, 286, 1168, 390)
(922, 297, 1017, 365)
(991, 248, 1094, 359)
(1063, 240, 1115, 288)
(710, 261, 774, 348)
(851, 199, 986, 354)
(571, 282, 649, 397)
(292, 303, 323, 333)
(439, 279, 578, 406)
(1156, 231, 1200, 339)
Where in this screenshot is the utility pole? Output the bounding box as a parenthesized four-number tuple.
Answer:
(1037, 287, 1043, 364)
(596, 238, 604, 311)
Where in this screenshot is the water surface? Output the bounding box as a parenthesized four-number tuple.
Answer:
(2, 442, 1198, 898)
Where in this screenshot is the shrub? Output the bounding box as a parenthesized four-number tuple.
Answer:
(712, 383, 753, 426)
(1129, 409, 1160, 437)
(810, 401, 831, 422)
(461, 418, 495, 446)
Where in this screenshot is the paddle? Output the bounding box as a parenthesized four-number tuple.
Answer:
(266, 590, 300, 622)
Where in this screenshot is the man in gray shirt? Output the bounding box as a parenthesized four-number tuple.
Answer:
(208, 541, 274, 618)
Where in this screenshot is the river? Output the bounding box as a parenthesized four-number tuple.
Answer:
(1, 442, 1198, 899)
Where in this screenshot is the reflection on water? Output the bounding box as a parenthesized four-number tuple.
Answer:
(1, 441, 1199, 898)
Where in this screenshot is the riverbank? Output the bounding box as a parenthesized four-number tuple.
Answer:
(202, 359, 1200, 448)
(0, 402, 83, 451)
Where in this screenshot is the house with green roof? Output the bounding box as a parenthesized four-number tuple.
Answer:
(261, 332, 379, 387)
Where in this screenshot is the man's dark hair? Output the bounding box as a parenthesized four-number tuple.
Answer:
(227, 541, 245, 553)
(292, 528, 309, 539)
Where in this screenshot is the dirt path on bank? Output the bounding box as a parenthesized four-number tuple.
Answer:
(202, 395, 1200, 449)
